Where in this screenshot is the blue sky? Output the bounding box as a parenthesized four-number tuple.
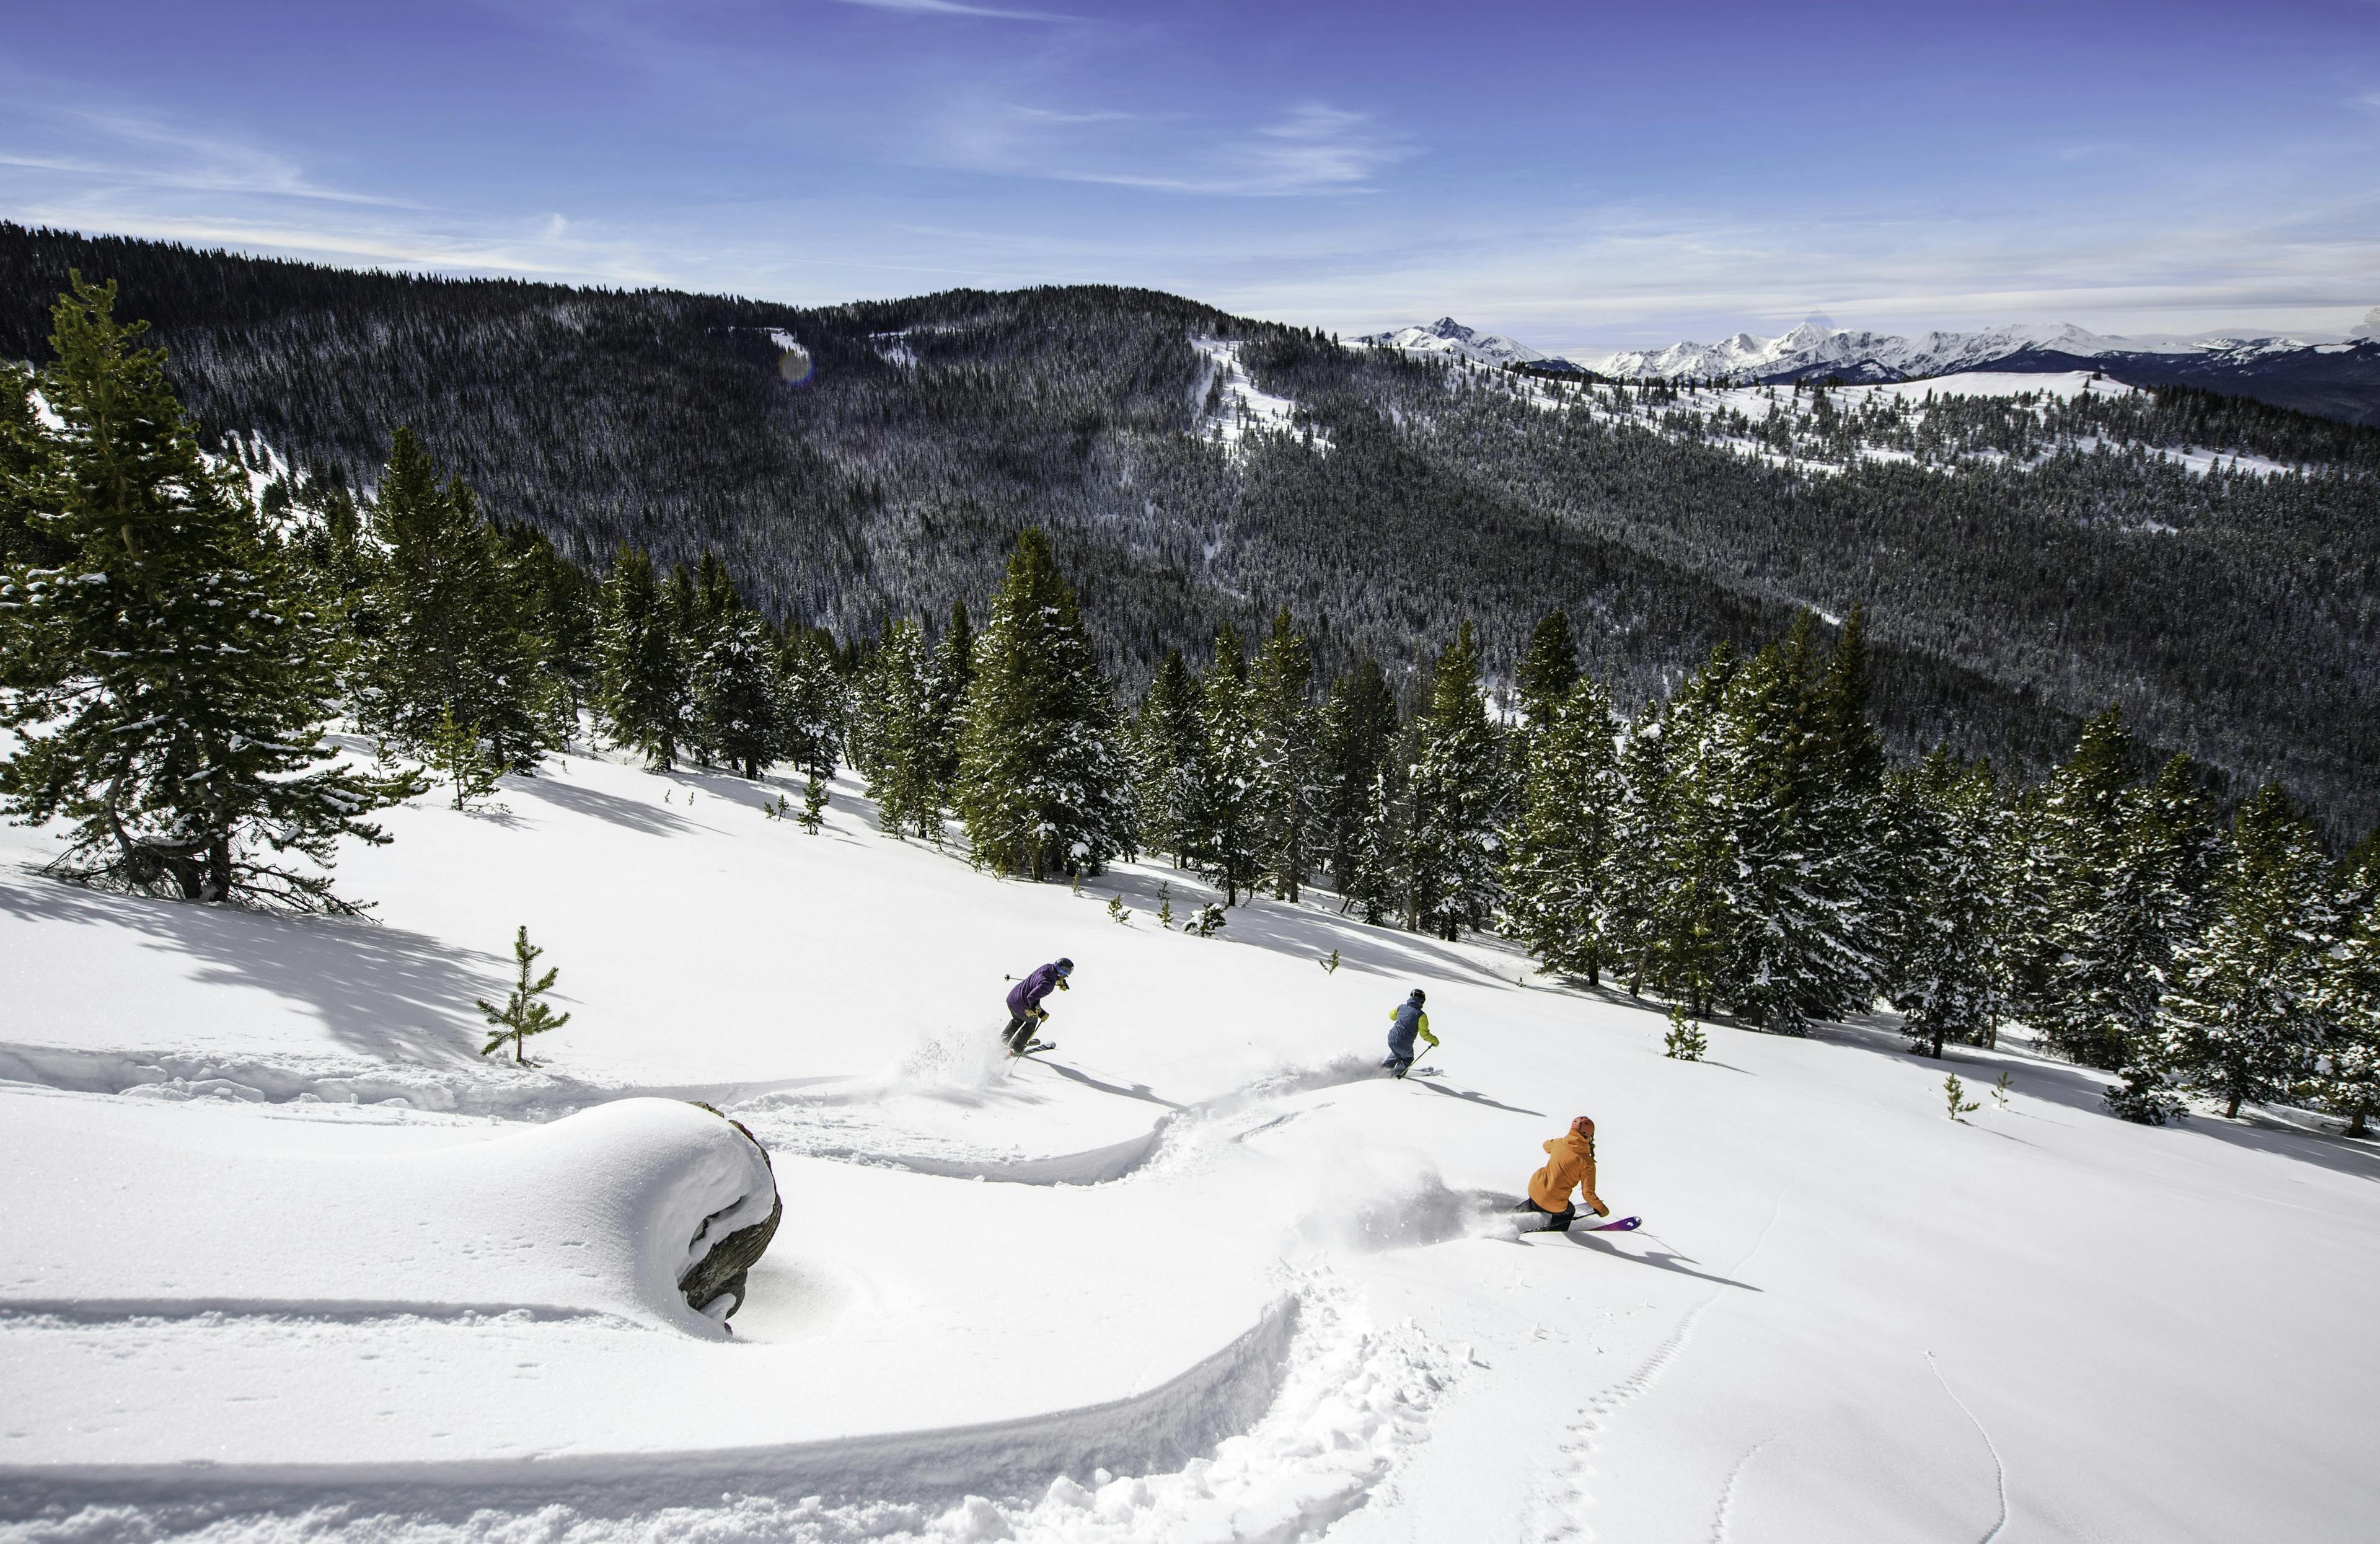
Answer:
(4, 1, 2376, 354)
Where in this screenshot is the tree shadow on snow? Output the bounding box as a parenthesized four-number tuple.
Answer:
(0, 868, 499, 1069)
(505, 774, 694, 839)
(1805, 1015, 2380, 1185)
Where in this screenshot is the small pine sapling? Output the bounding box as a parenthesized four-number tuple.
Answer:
(430, 705, 503, 812)
(1070, 869, 1084, 898)
(1320, 948, 1340, 974)
(1991, 1070, 2013, 1110)
(1156, 881, 1175, 930)
(798, 772, 827, 832)
(1188, 902, 1227, 938)
(1945, 1073, 1980, 1121)
(1108, 894, 1132, 925)
(477, 925, 571, 1065)
(1664, 1004, 1708, 1062)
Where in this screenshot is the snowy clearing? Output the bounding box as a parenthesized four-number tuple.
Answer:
(2, 749, 2375, 1541)
(1194, 338, 1329, 461)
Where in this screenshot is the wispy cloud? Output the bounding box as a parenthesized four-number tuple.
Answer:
(940, 99, 1410, 196)
(826, 0, 1078, 22)
(2, 109, 402, 206)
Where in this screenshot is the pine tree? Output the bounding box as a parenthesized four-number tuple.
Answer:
(2311, 869, 2380, 1137)
(596, 547, 685, 770)
(1514, 610, 1580, 734)
(2022, 707, 2141, 1059)
(854, 617, 939, 836)
(1409, 621, 1508, 940)
(0, 276, 416, 911)
(1, 360, 68, 571)
(1505, 673, 1621, 982)
(1642, 646, 1737, 1014)
(1248, 607, 1320, 901)
(798, 770, 828, 832)
(1131, 647, 1204, 868)
(428, 703, 503, 811)
(2156, 785, 2333, 1120)
(1190, 624, 1263, 904)
(922, 600, 974, 804)
(475, 925, 571, 1065)
(1606, 698, 1673, 997)
(692, 609, 781, 780)
(774, 626, 847, 780)
(1318, 657, 1398, 897)
(1898, 755, 2006, 1058)
(353, 430, 558, 773)
(952, 529, 1132, 880)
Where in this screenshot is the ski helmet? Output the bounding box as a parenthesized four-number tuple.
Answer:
(1410, 988, 1426, 1004)
(1056, 958, 1075, 973)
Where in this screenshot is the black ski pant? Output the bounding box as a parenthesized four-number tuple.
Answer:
(1515, 1198, 1576, 1233)
(1002, 1013, 1042, 1051)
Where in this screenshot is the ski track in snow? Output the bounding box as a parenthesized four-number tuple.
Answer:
(1706, 1439, 1771, 1544)
(1926, 1351, 2012, 1544)
(1532, 1176, 1795, 1543)
(1, 1275, 1456, 1544)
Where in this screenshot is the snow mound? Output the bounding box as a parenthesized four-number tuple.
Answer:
(0, 1093, 780, 1338)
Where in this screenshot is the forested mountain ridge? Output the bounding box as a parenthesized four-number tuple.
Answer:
(3, 223, 2373, 833)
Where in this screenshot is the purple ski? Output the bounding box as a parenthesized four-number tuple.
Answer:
(1585, 1215, 1641, 1232)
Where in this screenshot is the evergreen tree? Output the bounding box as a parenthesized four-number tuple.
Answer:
(2156, 785, 2334, 1119)
(596, 546, 684, 770)
(1348, 726, 1419, 927)
(1514, 610, 1580, 734)
(2311, 865, 2380, 1137)
(1642, 646, 1736, 1013)
(1130, 647, 1204, 868)
(1248, 607, 1320, 901)
(664, 562, 710, 763)
(1318, 656, 1398, 896)
(1606, 699, 1673, 997)
(2021, 707, 2141, 1058)
(475, 925, 571, 1065)
(692, 608, 781, 780)
(0, 276, 415, 911)
(952, 529, 1132, 880)
(1505, 673, 1621, 982)
(355, 429, 557, 772)
(1409, 621, 1508, 939)
(774, 625, 847, 779)
(1190, 624, 1264, 904)
(922, 600, 975, 803)
(1898, 754, 2006, 1058)
(854, 617, 939, 836)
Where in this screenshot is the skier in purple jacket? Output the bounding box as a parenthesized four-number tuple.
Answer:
(1002, 958, 1073, 1052)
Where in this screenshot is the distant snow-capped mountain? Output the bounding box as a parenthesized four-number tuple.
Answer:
(1583, 317, 2380, 423)
(1352, 317, 1582, 371)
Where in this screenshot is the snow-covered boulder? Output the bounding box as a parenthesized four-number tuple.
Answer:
(678, 1103, 784, 1320)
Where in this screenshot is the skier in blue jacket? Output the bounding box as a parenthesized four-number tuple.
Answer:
(1002, 958, 1073, 1052)
(1383, 988, 1438, 1077)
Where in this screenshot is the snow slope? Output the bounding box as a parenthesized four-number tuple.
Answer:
(2, 749, 2375, 1541)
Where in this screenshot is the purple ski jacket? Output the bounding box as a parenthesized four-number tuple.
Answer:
(1006, 963, 1067, 1018)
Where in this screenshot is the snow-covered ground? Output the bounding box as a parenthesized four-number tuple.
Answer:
(3, 749, 2376, 1542)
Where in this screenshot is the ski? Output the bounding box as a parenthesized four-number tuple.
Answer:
(1585, 1215, 1641, 1232)
(1010, 1039, 1056, 1058)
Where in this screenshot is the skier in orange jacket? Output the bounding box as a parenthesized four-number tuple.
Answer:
(1518, 1116, 1609, 1233)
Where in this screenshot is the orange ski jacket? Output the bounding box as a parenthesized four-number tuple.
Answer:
(1528, 1131, 1607, 1217)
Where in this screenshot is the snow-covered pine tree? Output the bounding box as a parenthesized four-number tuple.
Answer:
(1349, 723, 1421, 929)
(2311, 846, 2380, 1136)
(1641, 646, 1737, 1015)
(1606, 698, 1673, 997)
(1318, 656, 1398, 896)
(2099, 755, 2226, 1120)
(1504, 672, 1621, 983)
(0, 276, 417, 911)
(1130, 648, 1204, 869)
(2020, 707, 2141, 1059)
(664, 561, 712, 765)
(922, 600, 974, 805)
(1898, 754, 2006, 1058)
(1190, 624, 1263, 904)
(692, 609, 781, 780)
(1409, 621, 1509, 940)
(596, 546, 684, 770)
(855, 618, 939, 837)
(353, 429, 558, 774)
(953, 529, 1132, 880)
(475, 924, 571, 1065)
(1514, 610, 1580, 736)
(1249, 607, 1321, 902)
(2156, 785, 2334, 1120)
(774, 626, 848, 780)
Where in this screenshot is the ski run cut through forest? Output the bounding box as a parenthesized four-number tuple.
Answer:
(1, 259, 2377, 1543)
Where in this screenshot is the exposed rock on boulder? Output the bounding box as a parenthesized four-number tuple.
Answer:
(679, 1103, 783, 1321)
